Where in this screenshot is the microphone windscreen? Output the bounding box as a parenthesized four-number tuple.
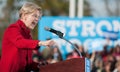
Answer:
(44, 26, 50, 31)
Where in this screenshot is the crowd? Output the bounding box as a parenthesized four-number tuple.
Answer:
(0, 38, 120, 72)
(33, 40, 120, 72)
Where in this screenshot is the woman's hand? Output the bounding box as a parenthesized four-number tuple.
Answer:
(38, 40, 54, 47)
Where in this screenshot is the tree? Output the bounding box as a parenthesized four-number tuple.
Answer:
(104, 0, 120, 16)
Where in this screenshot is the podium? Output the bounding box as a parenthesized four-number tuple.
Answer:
(39, 58, 91, 72)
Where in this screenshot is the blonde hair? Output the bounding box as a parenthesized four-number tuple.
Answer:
(19, 2, 42, 18)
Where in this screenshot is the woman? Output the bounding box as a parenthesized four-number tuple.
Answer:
(0, 2, 54, 72)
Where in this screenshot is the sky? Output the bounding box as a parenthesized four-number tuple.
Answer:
(86, 0, 119, 17)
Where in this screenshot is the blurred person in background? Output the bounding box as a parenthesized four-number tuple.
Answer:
(49, 45, 62, 63)
(0, 2, 54, 72)
(41, 44, 62, 63)
(107, 54, 116, 71)
(102, 61, 112, 72)
(41, 38, 53, 61)
(101, 45, 110, 62)
(113, 60, 120, 72)
(113, 45, 120, 61)
(66, 43, 83, 59)
(74, 44, 86, 57)
(91, 58, 104, 72)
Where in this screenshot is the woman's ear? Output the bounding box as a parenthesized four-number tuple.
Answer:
(21, 13, 27, 20)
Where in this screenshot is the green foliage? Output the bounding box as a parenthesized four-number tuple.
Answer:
(34, 0, 69, 16)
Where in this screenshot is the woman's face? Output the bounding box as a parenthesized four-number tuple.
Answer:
(23, 10, 42, 30)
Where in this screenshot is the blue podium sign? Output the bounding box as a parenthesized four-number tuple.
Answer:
(85, 58, 91, 72)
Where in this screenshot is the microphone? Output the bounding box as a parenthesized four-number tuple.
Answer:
(44, 26, 64, 38)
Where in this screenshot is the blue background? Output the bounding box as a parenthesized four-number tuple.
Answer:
(38, 16, 120, 59)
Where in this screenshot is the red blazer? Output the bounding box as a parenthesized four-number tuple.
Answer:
(0, 20, 39, 72)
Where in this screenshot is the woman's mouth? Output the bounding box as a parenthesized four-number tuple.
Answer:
(32, 22, 37, 26)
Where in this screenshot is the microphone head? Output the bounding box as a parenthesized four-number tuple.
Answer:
(44, 26, 50, 31)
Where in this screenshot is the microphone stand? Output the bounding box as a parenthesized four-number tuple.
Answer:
(45, 28, 83, 58)
(58, 35, 83, 58)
